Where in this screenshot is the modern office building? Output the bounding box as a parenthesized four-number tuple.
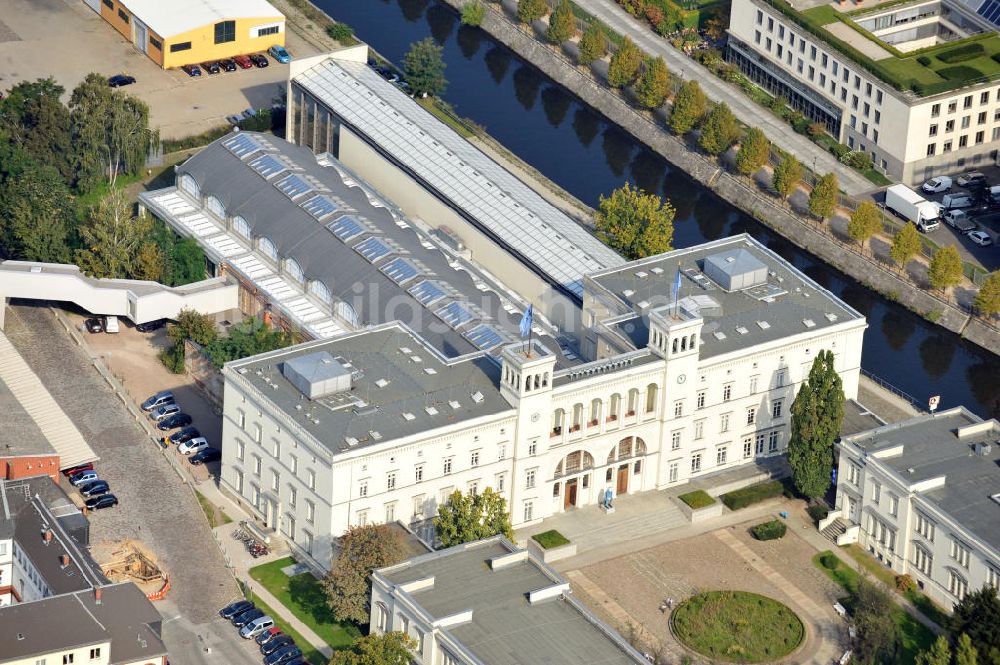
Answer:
(369, 536, 648, 665)
(86, 0, 284, 69)
(829, 407, 1000, 607)
(727, 0, 1000, 184)
(218, 234, 866, 571)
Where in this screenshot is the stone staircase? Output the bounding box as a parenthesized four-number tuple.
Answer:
(820, 517, 849, 543)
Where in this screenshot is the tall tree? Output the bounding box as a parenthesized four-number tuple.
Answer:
(956, 633, 979, 665)
(949, 586, 1000, 654)
(808, 172, 839, 220)
(17, 93, 74, 184)
(974, 271, 1000, 317)
(788, 349, 844, 499)
(772, 154, 802, 201)
(323, 524, 405, 624)
(75, 188, 159, 279)
(890, 222, 922, 268)
(0, 156, 75, 263)
(595, 182, 675, 259)
(69, 73, 115, 192)
(607, 36, 642, 88)
(699, 102, 740, 155)
(915, 636, 951, 665)
(577, 22, 608, 66)
(108, 94, 158, 184)
(735, 127, 770, 177)
(847, 200, 882, 248)
(331, 632, 414, 665)
(435, 488, 514, 548)
(669, 80, 708, 135)
(927, 245, 963, 291)
(403, 38, 448, 98)
(517, 0, 548, 24)
(547, 0, 576, 44)
(635, 57, 670, 109)
(852, 578, 901, 665)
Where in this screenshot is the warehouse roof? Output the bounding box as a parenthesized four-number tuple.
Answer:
(292, 55, 624, 298)
(120, 0, 283, 38)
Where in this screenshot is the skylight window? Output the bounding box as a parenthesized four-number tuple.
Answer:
(757, 321, 771, 330)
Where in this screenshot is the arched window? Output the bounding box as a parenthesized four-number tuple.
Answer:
(179, 173, 200, 198)
(608, 436, 647, 463)
(555, 451, 594, 477)
(609, 394, 621, 420)
(285, 258, 304, 283)
(258, 237, 278, 261)
(206, 195, 225, 219)
(233, 216, 251, 239)
(335, 301, 359, 327)
(645, 383, 658, 414)
(551, 409, 565, 436)
(309, 280, 332, 304)
(571, 404, 583, 431)
(375, 602, 389, 631)
(589, 398, 602, 426)
(627, 389, 639, 415)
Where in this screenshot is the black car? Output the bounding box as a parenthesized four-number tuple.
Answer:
(261, 635, 295, 655)
(136, 319, 166, 333)
(80, 480, 111, 498)
(85, 494, 119, 510)
(189, 448, 222, 465)
(256, 629, 283, 646)
(249, 54, 269, 68)
(263, 646, 302, 665)
(108, 74, 136, 87)
(219, 58, 237, 72)
(232, 607, 264, 627)
(157, 413, 193, 431)
(220, 600, 254, 620)
(201, 61, 221, 75)
(168, 426, 200, 445)
(85, 318, 104, 334)
(181, 64, 202, 77)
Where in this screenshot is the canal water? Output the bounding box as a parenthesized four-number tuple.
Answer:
(318, 0, 1000, 419)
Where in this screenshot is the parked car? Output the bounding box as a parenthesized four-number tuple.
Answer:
(136, 319, 166, 333)
(104, 316, 120, 334)
(256, 628, 283, 646)
(232, 607, 264, 627)
(921, 176, 952, 194)
(62, 462, 94, 477)
(168, 426, 200, 445)
(956, 171, 987, 188)
(181, 64, 202, 77)
(268, 45, 291, 64)
(69, 470, 99, 487)
(944, 210, 977, 232)
(157, 413, 193, 431)
(142, 390, 174, 411)
(220, 600, 254, 620)
(941, 193, 974, 209)
(150, 403, 182, 422)
(219, 58, 237, 72)
(79, 480, 111, 498)
(178, 437, 209, 455)
(261, 636, 295, 656)
(189, 448, 222, 465)
(201, 61, 221, 75)
(240, 615, 275, 639)
(967, 230, 993, 247)
(264, 646, 302, 665)
(249, 54, 269, 68)
(108, 74, 136, 88)
(85, 494, 119, 510)
(233, 55, 254, 69)
(85, 318, 104, 334)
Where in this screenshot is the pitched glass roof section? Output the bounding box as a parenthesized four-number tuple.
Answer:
(249, 154, 290, 179)
(381, 257, 422, 285)
(354, 236, 394, 262)
(223, 132, 266, 159)
(408, 280, 448, 306)
(293, 57, 625, 298)
(436, 301, 476, 329)
(275, 174, 314, 200)
(464, 323, 507, 350)
(302, 194, 340, 221)
(329, 215, 367, 242)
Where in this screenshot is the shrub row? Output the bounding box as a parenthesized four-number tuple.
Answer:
(936, 42, 985, 64)
(938, 65, 984, 82)
(679, 489, 716, 509)
(722, 480, 784, 510)
(751, 519, 787, 540)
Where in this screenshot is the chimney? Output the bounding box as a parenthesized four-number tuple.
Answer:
(60, 554, 71, 568)
(43, 530, 53, 545)
(94, 587, 103, 605)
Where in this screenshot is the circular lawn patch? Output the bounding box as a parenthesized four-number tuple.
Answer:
(672, 590, 804, 662)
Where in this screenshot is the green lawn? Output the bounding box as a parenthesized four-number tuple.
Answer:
(678, 489, 716, 509)
(842, 545, 949, 628)
(194, 491, 232, 529)
(246, 594, 327, 665)
(532, 529, 571, 549)
(249, 557, 361, 650)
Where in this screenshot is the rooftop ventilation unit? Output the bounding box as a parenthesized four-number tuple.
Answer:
(703, 249, 768, 292)
(974, 442, 992, 457)
(282, 352, 352, 399)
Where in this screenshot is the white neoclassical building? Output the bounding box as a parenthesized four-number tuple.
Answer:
(218, 234, 867, 571)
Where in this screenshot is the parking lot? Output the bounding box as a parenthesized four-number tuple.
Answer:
(0, 0, 322, 139)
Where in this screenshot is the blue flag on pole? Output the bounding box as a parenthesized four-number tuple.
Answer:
(519, 305, 533, 338)
(671, 269, 682, 305)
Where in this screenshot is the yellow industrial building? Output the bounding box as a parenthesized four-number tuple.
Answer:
(85, 0, 286, 69)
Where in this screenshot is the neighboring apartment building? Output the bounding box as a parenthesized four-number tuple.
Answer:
(369, 536, 649, 665)
(218, 234, 866, 572)
(85, 0, 285, 69)
(831, 407, 1000, 608)
(728, 0, 1000, 184)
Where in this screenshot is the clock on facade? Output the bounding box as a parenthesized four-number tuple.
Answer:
(531, 413, 540, 422)
(677, 374, 686, 384)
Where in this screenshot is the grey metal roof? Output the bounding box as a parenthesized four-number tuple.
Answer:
(157, 133, 557, 361)
(376, 538, 647, 665)
(585, 234, 865, 358)
(227, 324, 513, 453)
(0, 367, 55, 458)
(292, 57, 624, 297)
(844, 407, 1000, 553)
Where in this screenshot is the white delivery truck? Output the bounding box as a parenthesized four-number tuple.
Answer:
(884, 184, 941, 232)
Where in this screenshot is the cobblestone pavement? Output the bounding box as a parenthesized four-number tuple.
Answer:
(4, 303, 239, 624)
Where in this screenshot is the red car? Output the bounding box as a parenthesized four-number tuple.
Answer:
(63, 462, 95, 477)
(233, 55, 253, 69)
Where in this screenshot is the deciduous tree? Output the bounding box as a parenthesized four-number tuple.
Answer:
(607, 36, 641, 88)
(974, 271, 1000, 317)
(848, 200, 882, 248)
(435, 488, 514, 547)
(699, 102, 739, 155)
(808, 172, 839, 220)
(852, 577, 900, 665)
(635, 57, 670, 109)
(460, 1, 485, 26)
(76, 188, 159, 279)
(735, 127, 769, 177)
(168, 308, 218, 346)
(668, 80, 707, 135)
(595, 182, 675, 259)
(772, 154, 802, 201)
(331, 632, 414, 665)
(0, 154, 74, 263)
(403, 38, 448, 98)
(517, 0, 548, 24)
(577, 22, 608, 66)
(955, 633, 979, 665)
(323, 525, 405, 624)
(788, 350, 844, 499)
(927, 245, 963, 291)
(547, 0, 576, 44)
(890, 222, 922, 268)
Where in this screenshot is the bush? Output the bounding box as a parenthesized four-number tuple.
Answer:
(326, 22, 354, 42)
(751, 519, 787, 541)
(807, 121, 826, 137)
(829, 143, 851, 159)
(159, 342, 185, 374)
(819, 551, 839, 569)
(807, 504, 830, 523)
(460, 1, 486, 26)
(842, 150, 873, 170)
(936, 42, 985, 64)
(938, 65, 983, 81)
(722, 480, 784, 510)
(532, 529, 571, 549)
(896, 574, 916, 593)
(679, 490, 716, 509)
(916, 55, 932, 66)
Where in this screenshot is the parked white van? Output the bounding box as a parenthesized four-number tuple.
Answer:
(104, 315, 120, 333)
(941, 193, 973, 209)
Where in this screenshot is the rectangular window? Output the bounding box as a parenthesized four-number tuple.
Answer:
(384, 502, 395, 523)
(674, 401, 683, 418)
(691, 453, 702, 473)
(959, 135, 968, 148)
(754, 30, 761, 44)
(257, 25, 280, 37)
(170, 41, 192, 53)
(964, 95, 973, 109)
(720, 413, 730, 433)
(929, 124, 938, 137)
(980, 91, 989, 104)
(717, 447, 728, 465)
(766, 37, 772, 50)
(671, 430, 682, 450)
(931, 103, 940, 117)
(525, 468, 536, 489)
(978, 111, 987, 125)
(214, 20, 236, 44)
(496, 473, 505, 492)
(63, 656, 74, 665)
(254, 423, 262, 443)
(117, 8, 129, 22)
(253, 455, 261, 476)
(749, 376, 758, 394)
(443, 458, 453, 475)
(914, 545, 932, 575)
(102, 0, 113, 7)
(359, 479, 368, 498)
(916, 513, 936, 541)
(950, 539, 971, 568)
(470, 451, 480, 467)
(669, 461, 679, 483)
(237, 440, 245, 461)
(975, 130, 984, 144)
(498, 444, 506, 460)
(874, 110, 880, 124)
(288, 485, 297, 508)
(821, 53, 827, 67)
(927, 143, 936, 157)
(889, 494, 898, 516)
(949, 570, 968, 600)
(767, 17, 773, 30)
(772, 400, 783, 418)
(961, 116, 971, 129)
(746, 407, 756, 426)
(89, 649, 100, 660)
(768, 431, 780, 452)
(722, 384, 732, 402)
(987, 566, 999, 591)
(149, 36, 162, 50)
(949, 100, 958, 113)
(523, 501, 533, 522)
(528, 442, 537, 456)
(872, 481, 881, 504)
(778, 25, 784, 38)
(271, 470, 279, 492)
(694, 420, 704, 440)
(847, 462, 860, 485)
(743, 437, 753, 458)
(810, 45, 816, 59)
(307, 469, 316, 490)
(697, 391, 706, 409)
(306, 500, 315, 524)
(756, 9, 763, 24)
(387, 472, 396, 490)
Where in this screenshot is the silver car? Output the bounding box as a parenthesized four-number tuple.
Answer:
(150, 403, 182, 421)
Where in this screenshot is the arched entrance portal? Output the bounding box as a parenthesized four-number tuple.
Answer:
(554, 451, 594, 509)
(606, 436, 647, 496)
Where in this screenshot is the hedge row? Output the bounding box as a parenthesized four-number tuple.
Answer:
(751, 519, 787, 540)
(679, 489, 716, 509)
(936, 42, 985, 64)
(722, 480, 784, 510)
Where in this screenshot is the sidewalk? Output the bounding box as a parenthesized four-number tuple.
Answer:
(568, 0, 875, 197)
